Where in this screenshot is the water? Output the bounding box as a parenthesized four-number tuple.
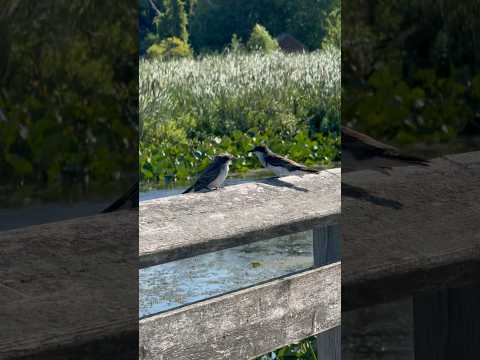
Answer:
(0, 201, 109, 231)
(139, 231, 313, 318)
(139, 177, 315, 318)
(140, 169, 275, 196)
(139, 177, 257, 200)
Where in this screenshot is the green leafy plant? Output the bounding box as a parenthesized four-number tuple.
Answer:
(322, 4, 341, 49)
(0, 1, 137, 205)
(256, 337, 318, 360)
(229, 33, 244, 53)
(247, 24, 279, 53)
(147, 36, 192, 60)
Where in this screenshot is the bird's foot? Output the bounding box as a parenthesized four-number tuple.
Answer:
(207, 186, 221, 191)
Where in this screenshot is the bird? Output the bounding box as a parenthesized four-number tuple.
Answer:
(182, 153, 235, 194)
(342, 126, 429, 173)
(101, 181, 139, 213)
(249, 145, 318, 177)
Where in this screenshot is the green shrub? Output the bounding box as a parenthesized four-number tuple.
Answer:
(147, 37, 192, 60)
(246, 24, 279, 53)
(141, 32, 159, 55)
(322, 6, 341, 49)
(228, 33, 244, 53)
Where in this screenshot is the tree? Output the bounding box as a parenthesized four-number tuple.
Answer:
(0, 1, 138, 201)
(140, 0, 191, 54)
(188, 0, 331, 52)
(247, 24, 279, 53)
(184, 0, 197, 16)
(170, 0, 189, 43)
(322, 1, 340, 49)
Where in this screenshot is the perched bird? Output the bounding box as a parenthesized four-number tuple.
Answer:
(249, 145, 318, 176)
(101, 181, 139, 213)
(342, 126, 429, 173)
(182, 154, 235, 194)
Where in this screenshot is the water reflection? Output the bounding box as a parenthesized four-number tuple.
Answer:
(139, 230, 313, 318)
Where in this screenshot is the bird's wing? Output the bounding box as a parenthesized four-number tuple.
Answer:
(342, 126, 428, 165)
(101, 181, 139, 213)
(266, 153, 314, 172)
(192, 161, 223, 190)
(342, 126, 397, 160)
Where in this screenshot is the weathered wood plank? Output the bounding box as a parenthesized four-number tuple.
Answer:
(5, 150, 479, 359)
(413, 286, 480, 359)
(139, 263, 341, 360)
(317, 327, 341, 360)
(313, 225, 341, 360)
(413, 289, 449, 360)
(140, 169, 341, 267)
(0, 211, 138, 359)
(342, 151, 480, 310)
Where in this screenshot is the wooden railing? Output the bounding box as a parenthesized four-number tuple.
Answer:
(2, 151, 478, 359)
(0, 210, 138, 360)
(342, 151, 480, 359)
(139, 169, 342, 360)
(342, 151, 480, 309)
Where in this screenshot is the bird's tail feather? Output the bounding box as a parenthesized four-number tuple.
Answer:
(387, 153, 429, 166)
(301, 168, 319, 173)
(101, 182, 139, 213)
(182, 186, 194, 194)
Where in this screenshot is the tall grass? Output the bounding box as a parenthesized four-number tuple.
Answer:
(140, 49, 341, 186)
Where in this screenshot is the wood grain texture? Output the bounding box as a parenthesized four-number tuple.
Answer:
(413, 289, 449, 360)
(0, 211, 138, 359)
(317, 327, 341, 360)
(342, 151, 480, 310)
(140, 263, 340, 360)
(413, 286, 480, 359)
(140, 169, 341, 267)
(313, 225, 341, 360)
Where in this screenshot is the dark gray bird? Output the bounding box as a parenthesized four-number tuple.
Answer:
(249, 145, 318, 176)
(342, 126, 429, 173)
(182, 154, 235, 194)
(101, 181, 139, 213)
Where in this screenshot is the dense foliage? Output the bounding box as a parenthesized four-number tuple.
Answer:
(246, 24, 280, 53)
(147, 36, 192, 59)
(140, 0, 339, 54)
(140, 49, 340, 186)
(0, 1, 137, 204)
(343, 0, 480, 143)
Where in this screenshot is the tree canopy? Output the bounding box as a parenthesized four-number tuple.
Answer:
(343, 0, 480, 143)
(0, 0, 138, 204)
(140, 0, 338, 54)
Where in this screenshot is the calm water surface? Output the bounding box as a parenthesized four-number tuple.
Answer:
(139, 231, 313, 318)
(139, 178, 314, 318)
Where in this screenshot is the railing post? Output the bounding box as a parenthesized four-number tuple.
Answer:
(413, 286, 480, 359)
(313, 224, 341, 360)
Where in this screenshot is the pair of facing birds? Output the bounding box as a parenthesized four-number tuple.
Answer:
(182, 145, 319, 194)
(183, 126, 430, 194)
(101, 126, 429, 211)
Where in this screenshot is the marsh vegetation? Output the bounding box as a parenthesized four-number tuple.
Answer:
(140, 49, 341, 188)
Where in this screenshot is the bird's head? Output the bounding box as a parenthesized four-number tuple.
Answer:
(215, 153, 236, 163)
(248, 145, 269, 155)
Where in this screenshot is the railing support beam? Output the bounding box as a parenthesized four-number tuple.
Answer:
(413, 286, 480, 359)
(313, 224, 341, 360)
